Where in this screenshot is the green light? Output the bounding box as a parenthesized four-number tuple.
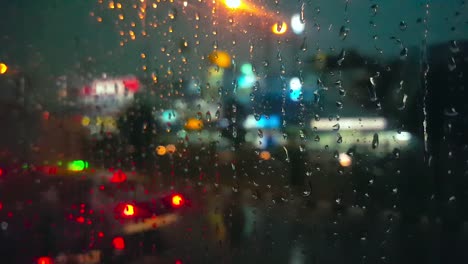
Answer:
(67, 160, 88, 171)
(240, 63, 253, 75)
(57, 161, 63, 166)
(22, 163, 28, 169)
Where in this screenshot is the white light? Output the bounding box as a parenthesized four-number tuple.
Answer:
(291, 14, 305, 35)
(289, 77, 302, 91)
(225, 0, 241, 9)
(338, 153, 352, 167)
(310, 118, 388, 131)
(395, 131, 412, 141)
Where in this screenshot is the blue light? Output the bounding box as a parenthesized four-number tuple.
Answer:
(161, 109, 178, 123)
(238, 74, 256, 89)
(290, 89, 302, 101)
(257, 115, 280, 129)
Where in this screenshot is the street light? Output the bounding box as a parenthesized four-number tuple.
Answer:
(224, 0, 241, 9)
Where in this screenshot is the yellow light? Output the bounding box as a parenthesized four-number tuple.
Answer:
(225, 0, 241, 9)
(0, 63, 7, 74)
(156, 145, 167, 156)
(208, 51, 232, 69)
(123, 204, 134, 216)
(81, 116, 91, 127)
(272, 22, 288, 35)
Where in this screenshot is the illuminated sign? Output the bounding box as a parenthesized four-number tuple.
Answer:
(310, 117, 388, 131)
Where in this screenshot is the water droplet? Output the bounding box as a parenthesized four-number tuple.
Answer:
(372, 133, 379, 149)
(400, 47, 408, 60)
(332, 123, 340, 131)
(314, 135, 320, 142)
(337, 49, 346, 65)
(258, 129, 263, 138)
(449, 40, 460, 53)
(339, 26, 350, 40)
(205, 111, 212, 122)
(448, 57, 457, 71)
(399, 21, 407, 31)
(339, 88, 346, 96)
(336, 101, 343, 109)
(393, 148, 400, 159)
(299, 130, 306, 140)
(336, 134, 343, 144)
(300, 37, 308, 52)
(370, 4, 379, 16)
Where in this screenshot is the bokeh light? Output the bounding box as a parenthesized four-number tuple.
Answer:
(224, 0, 241, 9)
(272, 22, 288, 35)
(156, 146, 167, 156)
(290, 14, 305, 35)
(0, 63, 8, 74)
(338, 153, 352, 167)
(185, 118, 204, 131)
(166, 144, 177, 154)
(208, 51, 232, 68)
(259, 151, 271, 160)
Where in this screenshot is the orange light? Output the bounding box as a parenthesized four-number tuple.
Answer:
(184, 118, 204, 131)
(208, 51, 232, 69)
(224, 0, 241, 9)
(123, 204, 134, 216)
(171, 194, 184, 207)
(259, 151, 271, 160)
(272, 22, 288, 35)
(112, 236, 125, 250)
(156, 145, 167, 156)
(0, 63, 7, 74)
(166, 144, 176, 154)
(37, 257, 53, 264)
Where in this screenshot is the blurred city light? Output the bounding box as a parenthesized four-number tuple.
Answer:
(224, 0, 241, 9)
(338, 153, 352, 167)
(272, 22, 288, 35)
(238, 74, 256, 89)
(156, 146, 167, 156)
(166, 144, 177, 154)
(161, 109, 178, 123)
(395, 131, 412, 142)
(289, 77, 302, 101)
(290, 14, 305, 35)
(0, 63, 7, 74)
(185, 118, 204, 131)
(244, 115, 281, 129)
(311, 118, 388, 131)
(259, 151, 271, 160)
(208, 51, 232, 68)
(123, 204, 135, 216)
(67, 160, 89, 171)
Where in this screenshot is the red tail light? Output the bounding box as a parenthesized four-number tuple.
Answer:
(171, 194, 184, 208)
(112, 236, 125, 250)
(37, 256, 53, 264)
(122, 204, 134, 216)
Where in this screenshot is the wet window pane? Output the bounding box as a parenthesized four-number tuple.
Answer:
(1, 0, 468, 263)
